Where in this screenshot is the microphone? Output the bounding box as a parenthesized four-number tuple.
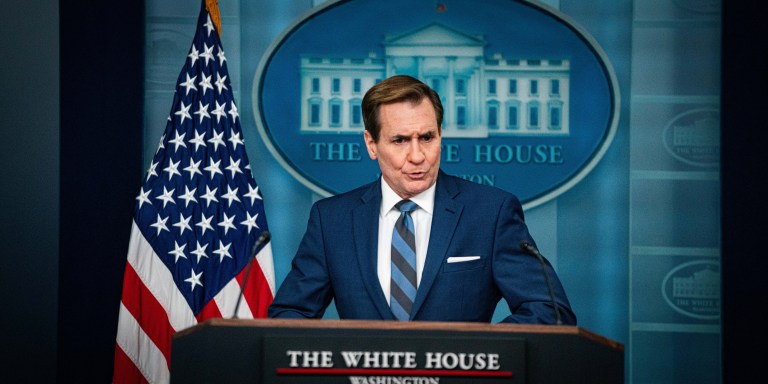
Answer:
(520, 241, 563, 325)
(232, 231, 271, 319)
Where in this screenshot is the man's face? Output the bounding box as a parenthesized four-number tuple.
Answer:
(364, 98, 442, 199)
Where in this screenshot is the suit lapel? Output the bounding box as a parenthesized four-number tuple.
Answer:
(411, 172, 462, 319)
(351, 180, 394, 320)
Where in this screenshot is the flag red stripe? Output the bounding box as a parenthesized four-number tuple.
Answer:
(120, 262, 175, 366)
(113, 344, 150, 384)
(239, 263, 273, 318)
(196, 295, 223, 322)
(276, 368, 513, 377)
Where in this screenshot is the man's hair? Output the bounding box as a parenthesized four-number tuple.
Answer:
(361, 75, 444, 142)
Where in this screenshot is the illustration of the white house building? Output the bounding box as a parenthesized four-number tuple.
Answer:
(673, 268, 720, 300)
(299, 23, 570, 138)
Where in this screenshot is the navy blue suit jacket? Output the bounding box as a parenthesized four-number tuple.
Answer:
(269, 171, 576, 324)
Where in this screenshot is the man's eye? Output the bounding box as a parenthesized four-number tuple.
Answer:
(393, 138, 405, 144)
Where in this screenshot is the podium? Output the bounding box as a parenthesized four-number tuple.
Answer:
(171, 318, 623, 383)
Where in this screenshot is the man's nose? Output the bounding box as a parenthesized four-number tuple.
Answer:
(407, 140, 425, 163)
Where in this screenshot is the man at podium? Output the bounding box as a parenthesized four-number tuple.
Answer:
(269, 75, 576, 325)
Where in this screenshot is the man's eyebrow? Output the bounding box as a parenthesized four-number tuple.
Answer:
(388, 130, 437, 141)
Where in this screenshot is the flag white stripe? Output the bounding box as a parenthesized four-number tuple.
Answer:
(115, 302, 170, 384)
(256, 243, 276, 296)
(126, 221, 196, 331)
(213, 243, 275, 318)
(213, 275, 252, 319)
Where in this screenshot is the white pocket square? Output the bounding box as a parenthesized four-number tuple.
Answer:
(446, 256, 481, 263)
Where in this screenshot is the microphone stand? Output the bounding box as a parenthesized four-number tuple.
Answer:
(520, 241, 563, 325)
(232, 231, 271, 319)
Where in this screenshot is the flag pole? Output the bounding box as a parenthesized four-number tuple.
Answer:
(205, 0, 222, 36)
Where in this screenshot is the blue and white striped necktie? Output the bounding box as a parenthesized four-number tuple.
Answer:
(390, 199, 418, 321)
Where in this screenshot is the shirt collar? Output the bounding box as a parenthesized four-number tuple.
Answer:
(380, 178, 436, 217)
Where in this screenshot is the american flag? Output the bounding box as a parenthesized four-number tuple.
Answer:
(113, 2, 275, 382)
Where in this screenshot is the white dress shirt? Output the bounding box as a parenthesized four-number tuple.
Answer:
(376, 180, 435, 304)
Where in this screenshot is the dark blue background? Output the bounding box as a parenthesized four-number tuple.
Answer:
(1, 0, 764, 382)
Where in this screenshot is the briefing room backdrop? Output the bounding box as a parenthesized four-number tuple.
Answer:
(137, 0, 719, 383)
(10, 0, 765, 383)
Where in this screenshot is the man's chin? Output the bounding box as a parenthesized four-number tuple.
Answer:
(403, 180, 434, 196)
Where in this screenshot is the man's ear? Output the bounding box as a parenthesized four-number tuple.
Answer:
(363, 130, 377, 160)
